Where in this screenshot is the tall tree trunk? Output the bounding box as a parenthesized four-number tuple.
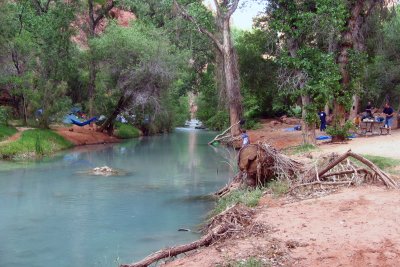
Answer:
(174, 0, 242, 137)
(222, 20, 242, 137)
(334, 0, 365, 126)
(349, 94, 360, 121)
(324, 103, 330, 116)
(301, 95, 316, 145)
(87, 0, 114, 118)
(87, 56, 96, 118)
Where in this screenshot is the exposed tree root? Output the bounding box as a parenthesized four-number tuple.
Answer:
(120, 204, 253, 267)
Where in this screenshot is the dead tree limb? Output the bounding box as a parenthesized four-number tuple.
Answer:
(320, 168, 369, 179)
(347, 151, 398, 189)
(208, 121, 240, 145)
(314, 150, 398, 189)
(120, 224, 226, 267)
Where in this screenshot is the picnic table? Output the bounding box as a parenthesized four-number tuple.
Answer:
(360, 120, 384, 135)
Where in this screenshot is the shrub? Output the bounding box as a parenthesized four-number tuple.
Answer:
(0, 106, 11, 125)
(115, 123, 140, 139)
(326, 120, 355, 141)
(212, 188, 264, 215)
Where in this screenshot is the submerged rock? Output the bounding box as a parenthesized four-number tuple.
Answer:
(86, 166, 122, 176)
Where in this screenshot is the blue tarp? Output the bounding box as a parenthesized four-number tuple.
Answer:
(316, 135, 331, 140)
(63, 114, 80, 124)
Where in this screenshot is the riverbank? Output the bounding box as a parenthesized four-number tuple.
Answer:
(134, 121, 400, 267)
(0, 124, 122, 160)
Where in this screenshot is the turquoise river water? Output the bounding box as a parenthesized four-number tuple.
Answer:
(0, 128, 234, 267)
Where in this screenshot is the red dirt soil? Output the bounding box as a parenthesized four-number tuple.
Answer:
(247, 119, 303, 149)
(165, 186, 400, 267)
(55, 125, 119, 146)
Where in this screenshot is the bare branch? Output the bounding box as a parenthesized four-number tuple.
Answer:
(226, 0, 240, 18)
(93, 0, 115, 27)
(173, 0, 223, 53)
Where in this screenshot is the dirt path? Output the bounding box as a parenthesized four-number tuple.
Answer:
(316, 130, 400, 159)
(0, 127, 33, 145)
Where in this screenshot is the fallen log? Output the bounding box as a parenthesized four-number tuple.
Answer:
(120, 224, 227, 267)
(121, 204, 253, 267)
(314, 150, 398, 189)
(319, 168, 369, 179)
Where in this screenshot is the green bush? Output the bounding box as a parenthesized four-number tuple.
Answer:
(212, 188, 263, 216)
(0, 129, 73, 159)
(115, 123, 140, 139)
(0, 106, 11, 125)
(0, 125, 17, 141)
(326, 120, 355, 140)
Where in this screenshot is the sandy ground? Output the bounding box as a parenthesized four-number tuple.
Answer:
(316, 130, 400, 159)
(165, 186, 400, 267)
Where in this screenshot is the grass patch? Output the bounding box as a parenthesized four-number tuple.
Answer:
(360, 155, 400, 171)
(0, 129, 73, 160)
(115, 123, 140, 139)
(267, 180, 290, 197)
(213, 188, 264, 215)
(219, 257, 266, 267)
(0, 125, 17, 141)
(284, 143, 317, 155)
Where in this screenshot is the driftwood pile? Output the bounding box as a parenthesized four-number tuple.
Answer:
(236, 142, 398, 191)
(120, 204, 253, 267)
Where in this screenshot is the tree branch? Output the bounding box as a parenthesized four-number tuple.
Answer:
(226, 0, 240, 18)
(173, 0, 223, 53)
(93, 0, 115, 28)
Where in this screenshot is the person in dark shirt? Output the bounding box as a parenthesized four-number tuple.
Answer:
(318, 110, 327, 131)
(383, 103, 394, 134)
(365, 101, 373, 119)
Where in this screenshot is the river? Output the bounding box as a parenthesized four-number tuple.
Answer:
(0, 128, 234, 267)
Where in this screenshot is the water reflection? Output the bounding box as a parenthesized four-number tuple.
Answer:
(0, 129, 233, 267)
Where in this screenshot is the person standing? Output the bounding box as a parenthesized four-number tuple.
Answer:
(383, 103, 394, 134)
(241, 129, 250, 147)
(318, 110, 327, 131)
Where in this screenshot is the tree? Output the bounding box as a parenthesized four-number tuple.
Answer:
(266, 0, 345, 144)
(333, 0, 385, 125)
(92, 23, 187, 134)
(174, 0, 243, 137)
(86, 0, 115, 118)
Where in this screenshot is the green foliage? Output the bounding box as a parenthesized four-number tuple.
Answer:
(326, 120, 355, 139)
(115, 123, 140, 139)
(0, 106, 12, 125)
(0, 129, 73, 160)
(196, 67, 230, 130)
(212, 188, 264, 216)
(267, 180, 290, 197)
(219, 257, 266, 267)
(0, 125, 17, 141)
(287, 144, 317, 155)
